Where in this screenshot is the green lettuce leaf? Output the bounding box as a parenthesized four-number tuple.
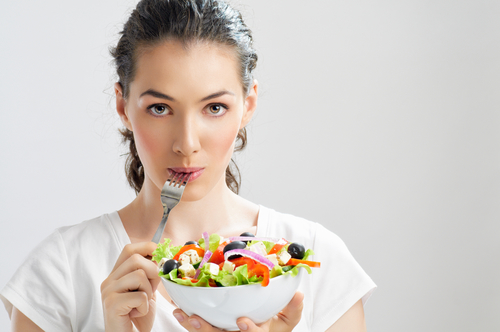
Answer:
(162, 268, 211, 287)
(152, 238, 182, 263)
(302, 249, 315, 261)
(198, 234, 221, 253)
(270, 265, 284, 278)
(213, 269, 237, 286)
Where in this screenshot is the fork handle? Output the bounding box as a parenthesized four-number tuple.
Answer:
(151, 209, 170, 244)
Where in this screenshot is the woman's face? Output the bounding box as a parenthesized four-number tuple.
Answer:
(116, 40, 257, 201)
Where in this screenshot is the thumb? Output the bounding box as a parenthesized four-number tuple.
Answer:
(236, 291, 304, 332)
(275, 291, 304, 328)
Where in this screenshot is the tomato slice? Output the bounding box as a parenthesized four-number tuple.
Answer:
(182, 277, 199, 283)
(209, 243, 226, 265)
(248, 263, 270, 287)
(173, 244, 205, 261)
(286, 258, 321, 268)
(218, 261, 225, 270)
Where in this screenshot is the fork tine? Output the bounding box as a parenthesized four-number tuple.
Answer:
(175, 173, 185, 187)
(174, 173, 184, 188)
(174, 172, 190, 188)
(169, 171, 181, 186)
(179, 172, 191, 187)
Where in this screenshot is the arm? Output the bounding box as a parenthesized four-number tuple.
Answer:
(11, 307, 44, 332)
(326, 299, 366, 332)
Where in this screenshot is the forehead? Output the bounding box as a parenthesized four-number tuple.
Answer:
(130, 40, 243, 99)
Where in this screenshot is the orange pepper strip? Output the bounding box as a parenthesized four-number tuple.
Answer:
(268, 242, 287, 255)
(286, 258, 321, 268)
(173, 244, 205, 261)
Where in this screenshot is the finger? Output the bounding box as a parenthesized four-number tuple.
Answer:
(236, 318, 265, 332)
(104, 291, 149, 318)
(173, 309, 224, 331)
(274, 291, 304, 328)
(109, 253, 161, 292)
(102, 269, 154, 302)
(236, 291, 304, 332)
(112, 242, 158, 272)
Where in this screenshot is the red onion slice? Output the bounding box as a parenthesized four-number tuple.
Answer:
(202, 232, 210, 252)
(194, 250, 213, 279)
(224, 249, 275, 270)
(228, 236, 282, 243)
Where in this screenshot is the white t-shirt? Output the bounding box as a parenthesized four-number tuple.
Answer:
(1, 206, 376, 332)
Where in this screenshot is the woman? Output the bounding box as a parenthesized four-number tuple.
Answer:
(1, 0, 376, 331)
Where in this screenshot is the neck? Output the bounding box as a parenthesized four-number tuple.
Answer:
(118, 173, 259, 245)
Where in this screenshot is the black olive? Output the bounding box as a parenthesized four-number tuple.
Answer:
(287, 243, 306, 259)
(239, 232, 255, 244)
(223, 241, 247, 256)
(162, 259, 181, 275)
(184, 240, 198, 246)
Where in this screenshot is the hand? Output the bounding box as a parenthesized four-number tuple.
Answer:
(101, 242, 161, 332)
(173, 291, 304, 332)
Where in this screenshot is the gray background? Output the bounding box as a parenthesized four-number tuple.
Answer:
(1, 0, 499, 331)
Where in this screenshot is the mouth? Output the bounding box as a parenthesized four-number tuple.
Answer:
(168, 167, 205, 182)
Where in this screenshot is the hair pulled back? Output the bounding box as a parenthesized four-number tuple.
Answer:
(110, 0, 257, 195)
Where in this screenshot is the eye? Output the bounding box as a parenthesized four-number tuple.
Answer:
(148, 104, 169, 116)
(206, 104, 227, 117)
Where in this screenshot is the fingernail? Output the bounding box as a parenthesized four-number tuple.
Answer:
(237, 322, 248, 331)
(189, 319, 201, 329)
(174, 313, 184, 322)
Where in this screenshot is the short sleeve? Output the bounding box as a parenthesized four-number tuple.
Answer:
(0, 230, 76, 331)
(310, 223, 376, 332)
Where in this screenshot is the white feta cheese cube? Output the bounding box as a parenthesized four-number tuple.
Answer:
(157, 257, 168, 272)
(178, 264, 196, 278)
(205, 263, 220, 276)
(277, 251, 291, 265)
(222, 260, 235, 273)
(179, 253, 191, 266)
(248, 241, 268, 256)
(265, 254, 279, 266)
(179, 249, 201, 265)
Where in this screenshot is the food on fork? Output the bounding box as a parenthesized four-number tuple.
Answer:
(152, 232, 320, 287)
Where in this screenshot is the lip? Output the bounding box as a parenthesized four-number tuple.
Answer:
(168, 167, 205, 182)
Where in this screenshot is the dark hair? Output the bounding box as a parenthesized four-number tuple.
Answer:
(110, 0, 257, 195)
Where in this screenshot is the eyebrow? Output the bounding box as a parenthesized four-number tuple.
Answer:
(139, 89, 235, 102)
(200, 90, 235, 102)
(140, 89, 175, 101)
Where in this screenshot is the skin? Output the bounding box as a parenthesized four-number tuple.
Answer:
(10, 40, 368, 331)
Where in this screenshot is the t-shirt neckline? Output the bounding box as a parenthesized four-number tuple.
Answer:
(108, 205, 270, 248)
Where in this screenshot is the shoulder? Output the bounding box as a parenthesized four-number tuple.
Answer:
(54, 212, 123, 248)
(0, 213, 121, 331)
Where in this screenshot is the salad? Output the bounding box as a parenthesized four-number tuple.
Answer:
(152, 232, 320, 287)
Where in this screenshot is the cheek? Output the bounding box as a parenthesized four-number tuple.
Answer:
(208, 125, 239, 161)
(133, 127, 166, 165)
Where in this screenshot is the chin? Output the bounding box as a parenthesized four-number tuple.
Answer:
(179, 185, 210, 202)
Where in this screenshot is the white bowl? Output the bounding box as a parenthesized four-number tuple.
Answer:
(162, 268, 305, 331)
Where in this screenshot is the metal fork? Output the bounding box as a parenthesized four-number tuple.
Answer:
(151, 172, 191, 244)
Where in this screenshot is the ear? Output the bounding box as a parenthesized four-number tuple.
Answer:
(115, 82, 133, 131)
(240, 79, 258, 129)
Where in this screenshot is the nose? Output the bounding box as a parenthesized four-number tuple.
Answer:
(172, 114, 201, 156)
